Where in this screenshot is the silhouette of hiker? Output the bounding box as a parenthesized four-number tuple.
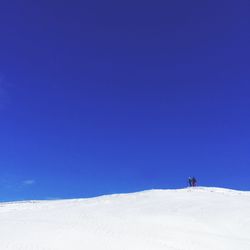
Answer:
(191, 177, 197, 187)
(188, 177, 192, 187)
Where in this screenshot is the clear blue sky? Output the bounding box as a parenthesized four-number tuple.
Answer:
(0, 0, 249, 201)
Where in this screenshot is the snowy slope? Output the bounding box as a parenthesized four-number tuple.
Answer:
(1, 187, 250, 250)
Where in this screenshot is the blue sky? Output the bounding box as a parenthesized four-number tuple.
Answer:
(0, 0, 249, 201)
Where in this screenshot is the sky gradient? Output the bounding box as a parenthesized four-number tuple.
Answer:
(0, 0, 249, 201)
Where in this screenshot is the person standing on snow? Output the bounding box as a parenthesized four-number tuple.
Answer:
(188, 177, 192, 187)
(192, 177, 197, 187)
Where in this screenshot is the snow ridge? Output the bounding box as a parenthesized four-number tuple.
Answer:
(1, 187, 250, 250)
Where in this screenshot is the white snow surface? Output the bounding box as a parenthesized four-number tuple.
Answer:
(1, 187, 250, 250)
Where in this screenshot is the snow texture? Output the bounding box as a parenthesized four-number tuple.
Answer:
(1, 187, 250, 250)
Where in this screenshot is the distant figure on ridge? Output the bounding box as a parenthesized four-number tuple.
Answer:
(192, 177, 197, 187)
(188, 177, 192, 187)
(188, 176, 197, 187)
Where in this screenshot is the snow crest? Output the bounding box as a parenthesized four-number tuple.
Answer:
(1, 187, 250, 250)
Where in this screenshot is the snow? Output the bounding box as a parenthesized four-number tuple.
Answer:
(1, 187, 250, 250)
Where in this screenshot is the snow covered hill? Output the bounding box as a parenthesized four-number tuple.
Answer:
(1, 187, 250, 250)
